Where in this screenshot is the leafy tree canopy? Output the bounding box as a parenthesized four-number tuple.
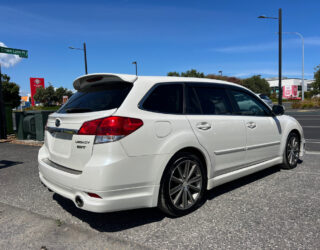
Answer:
(167, 70, 271, 95)
(242, 75, 271, 95)
(34, 85, 73, 107)
(167, 69, 205, 78)
(206, 74, 242, 85)
(55, 87, 73, 103)
(1, 73, 21, 108)
(312, 65, 320, 95)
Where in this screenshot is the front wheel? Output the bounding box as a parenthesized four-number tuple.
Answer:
(281, 132, 300, 169)
(158, 152, 206, 217)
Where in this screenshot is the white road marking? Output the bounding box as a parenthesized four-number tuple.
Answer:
(306, 139, 320, 143)
(302, 126, 320, 128)
(306, 151, 320, 155)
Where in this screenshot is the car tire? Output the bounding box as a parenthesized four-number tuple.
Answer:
(281, 132, 300, 169)
(158, 152, 207, 217)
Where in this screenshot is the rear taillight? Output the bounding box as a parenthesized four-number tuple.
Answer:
(78, 116, 143, 143)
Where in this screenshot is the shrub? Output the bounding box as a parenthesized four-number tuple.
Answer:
(291, 98, 320, 109)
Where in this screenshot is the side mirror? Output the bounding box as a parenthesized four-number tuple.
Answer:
(272, 105, 285, 116)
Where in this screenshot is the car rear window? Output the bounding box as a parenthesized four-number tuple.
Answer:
(141, 84, 183, 114)
(57, 82, 132, 113)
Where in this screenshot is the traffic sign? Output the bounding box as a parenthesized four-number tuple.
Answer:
(0, 46, 28, 58)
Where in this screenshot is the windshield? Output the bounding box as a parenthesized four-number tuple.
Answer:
(58, 82, 132, 113)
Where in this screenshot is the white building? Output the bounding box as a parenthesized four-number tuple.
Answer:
(266, 78, 314, 98)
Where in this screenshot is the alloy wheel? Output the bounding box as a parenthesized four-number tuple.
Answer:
(169, 159, 203, 210)
(287, 135, 300, 166)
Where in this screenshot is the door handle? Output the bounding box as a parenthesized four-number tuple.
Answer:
(247, 122, 256, 129)
(196, 122, 211, 130)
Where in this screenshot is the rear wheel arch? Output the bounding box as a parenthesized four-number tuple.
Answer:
(290, 129, 301, 141)
(157, 147, 208, 216)
(161, 147, 209, 183)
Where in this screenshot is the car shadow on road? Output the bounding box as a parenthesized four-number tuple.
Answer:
(53, 164, 290, 233)
(0, 160, 23, 170)
(53, 193, 165, 232)
(206, 165, 281, 200)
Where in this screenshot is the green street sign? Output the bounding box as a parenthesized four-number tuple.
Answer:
(0, 46, 28, 58)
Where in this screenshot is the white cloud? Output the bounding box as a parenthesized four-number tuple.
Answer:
(233, 70, 313, 78)
(0, 42, 22, 68)
(213, 41, 277, 53)
(304, 37, 320, 46)
(213, 36, 320, 54)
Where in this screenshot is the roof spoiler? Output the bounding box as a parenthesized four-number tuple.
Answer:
(73, 73, 138, 91)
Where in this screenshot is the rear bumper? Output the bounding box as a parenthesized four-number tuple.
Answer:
(38, 145, 168, 213)
(39, 171, 158, 213)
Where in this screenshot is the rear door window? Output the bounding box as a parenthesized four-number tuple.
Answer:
(58, 82, 132, 113)
(141, 84, 183, 114)
(187, 85, 233, 115)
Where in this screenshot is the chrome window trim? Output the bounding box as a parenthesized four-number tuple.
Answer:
(42, 158, 82, 175)
(46, 127, 78, 135)
(214, 141, 281, 155)
(214, 147, 246, 155)
(246, 141, 281, 150)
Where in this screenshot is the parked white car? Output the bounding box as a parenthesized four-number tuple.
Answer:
(256, 93, 273, 107)
(38, 73, 305, 216)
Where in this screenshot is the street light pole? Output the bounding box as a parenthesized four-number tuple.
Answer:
(68, 43, 88, 75)
(278, 8, 282, 105)
(132, 61, 138, 76)
(0, 64, 7, 139)
(83, 43, 88, 75)
(282, 32, 304, 100)
(258, 8, 282, 105)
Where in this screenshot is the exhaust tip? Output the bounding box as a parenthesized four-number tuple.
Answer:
(75, 196, 84, 207)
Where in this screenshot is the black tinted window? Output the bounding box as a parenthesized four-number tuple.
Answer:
(231, 90, 270, 116)
(187, 85, 232, 115)
(58, 82, 132, 113)
(142, 84, 183, 114)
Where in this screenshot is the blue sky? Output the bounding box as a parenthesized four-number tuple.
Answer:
(1, 0, 320, 95)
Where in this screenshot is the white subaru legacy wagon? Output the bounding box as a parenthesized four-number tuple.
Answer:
(38, 73, 305, 216)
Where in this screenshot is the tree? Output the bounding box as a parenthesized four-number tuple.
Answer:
(167, 69, 205, 78)
(312, 65, 320, 95)
(242, 75, 271, 95)
(34, 85, 57, 106)
(206, 74, 242, 85)
(55, 87, 73, 104)
(181, 69, 205, 78)
(34, 85, 73, 106)
(167, 71, 180, 76)
(0, 73, 21, 108)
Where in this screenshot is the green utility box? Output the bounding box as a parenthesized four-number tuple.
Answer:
(5, 105, 14, 134)
(15, 110, 55, 141)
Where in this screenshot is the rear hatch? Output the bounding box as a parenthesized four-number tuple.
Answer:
(45, 74, 136, 171)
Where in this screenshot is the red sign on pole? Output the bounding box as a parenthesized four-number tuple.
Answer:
(30, 78, 45, 106)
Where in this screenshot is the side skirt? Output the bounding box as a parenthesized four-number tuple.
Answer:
(207, 156, 283, 190)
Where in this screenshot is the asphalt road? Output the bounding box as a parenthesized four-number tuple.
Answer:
(0, 143, 319, 249)
(287, 110, 320, 153)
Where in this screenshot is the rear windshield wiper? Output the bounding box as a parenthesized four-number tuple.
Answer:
(65, 108, 93, 113)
